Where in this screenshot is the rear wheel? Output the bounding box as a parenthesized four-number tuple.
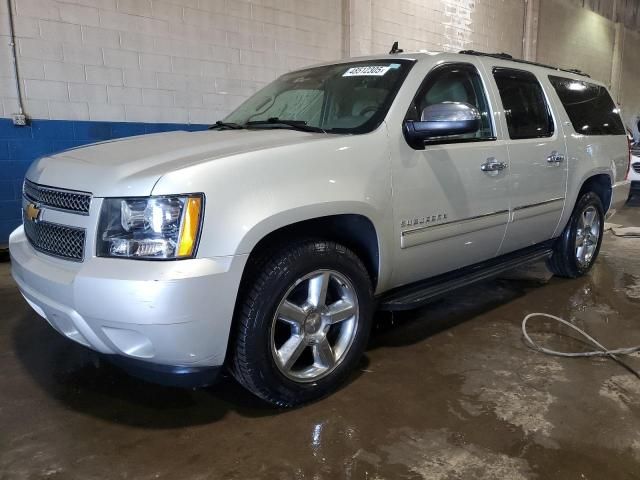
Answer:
(547, 191, 604, 278)
(230, 239, 373, 407)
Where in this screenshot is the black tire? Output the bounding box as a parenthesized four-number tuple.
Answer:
(230, 239, 373, 407)
(547, 191, 605, 278)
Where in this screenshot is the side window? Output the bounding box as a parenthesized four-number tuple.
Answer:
(493, 68, 554, 139)
(548, 76, 625, 136)
(407, 63, 494, 140)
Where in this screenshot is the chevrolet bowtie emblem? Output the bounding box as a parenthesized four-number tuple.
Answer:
(25, 203, 41, 222)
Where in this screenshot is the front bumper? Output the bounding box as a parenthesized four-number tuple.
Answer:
(10, 226, 247, 368)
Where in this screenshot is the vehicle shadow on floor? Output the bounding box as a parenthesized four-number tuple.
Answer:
(368, 275, 546, 352)
(10, 308, 373, 428)
(8, 257, 584, 430)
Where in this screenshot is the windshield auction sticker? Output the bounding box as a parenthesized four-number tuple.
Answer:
(343, 65, 392, 77)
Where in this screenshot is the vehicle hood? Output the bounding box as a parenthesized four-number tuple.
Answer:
(26, 129, 328, 197)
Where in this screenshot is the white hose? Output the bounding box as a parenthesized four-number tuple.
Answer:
(522, 313, 640, 377)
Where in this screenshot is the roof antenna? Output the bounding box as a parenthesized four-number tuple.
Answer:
(389, 41, 403, 54)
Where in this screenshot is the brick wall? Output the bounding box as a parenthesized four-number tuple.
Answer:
(620, 27, 640, 127)
(2, 0, 640, 245)
(1, 0, 639, 125)
(369, 0, 525, 57)
(537, 0, 615, 85)
(0, 0, 345, 124)
(0, 0, 531, 125)
(537, 0, 640, 126)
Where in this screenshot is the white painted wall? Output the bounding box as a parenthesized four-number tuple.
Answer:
(537, 0, 615, 84)
(0, 0, 638, 125)
(537, 0, 640, 128)
(0, 0, 528, 124)
(369, 0, 525, 57)
(620, 27, 640, 127)
(0, 0, 345, 123)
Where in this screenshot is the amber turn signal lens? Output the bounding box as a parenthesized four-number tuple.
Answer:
(177, 196, 202, 258)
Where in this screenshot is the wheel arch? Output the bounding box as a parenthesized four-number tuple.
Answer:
(239, 212, 382, 290)
(555, 170, 613, 237)
(225, 211, 382, 367)
(578, 172, 613, 213)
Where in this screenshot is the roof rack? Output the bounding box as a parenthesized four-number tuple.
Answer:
(458, 50, 590, 78)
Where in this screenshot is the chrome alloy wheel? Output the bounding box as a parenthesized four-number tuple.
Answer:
(575, 205, 601, 267)
(270, 269, 359, 383)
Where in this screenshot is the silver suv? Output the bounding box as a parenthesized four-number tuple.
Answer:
(10, 51, 631, 406)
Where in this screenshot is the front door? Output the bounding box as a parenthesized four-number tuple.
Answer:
(486, 65, 568, 254)
(390, 61, 510, 288)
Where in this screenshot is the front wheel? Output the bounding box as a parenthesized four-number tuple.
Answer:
(230, 239, 373, 407)
(547, 191, 605, 278)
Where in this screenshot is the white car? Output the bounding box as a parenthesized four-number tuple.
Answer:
(629, 142, 640, 191)
(10, 50, 631, 406)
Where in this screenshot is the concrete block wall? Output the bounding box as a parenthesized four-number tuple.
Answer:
(620, 27, 640, 127)
(0, 0, 530, 125)
(537, 0, 640, 125)
(0, 0, 345, 124)
(537, 0, 615, 84)
(1, 0, 640, 244)
(369, 0, 525, 57)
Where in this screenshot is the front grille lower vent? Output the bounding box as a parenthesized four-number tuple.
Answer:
(23, 218, 86, 262)
(632, 162, 640, 174)
(24, 179, 92, 214)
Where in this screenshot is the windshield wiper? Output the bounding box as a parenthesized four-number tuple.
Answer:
(209, 121, 245, 130)
(246, 118, 325, 133)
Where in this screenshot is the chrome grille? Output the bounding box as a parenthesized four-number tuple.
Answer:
(633, 162, 640, 174)
(24, 179, 91, 214)
(23, 218, 86, 262)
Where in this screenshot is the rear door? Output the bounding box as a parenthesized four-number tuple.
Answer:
(486, 65, 568, 254)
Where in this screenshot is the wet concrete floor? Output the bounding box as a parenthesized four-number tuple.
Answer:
(2, 203, 640, 479)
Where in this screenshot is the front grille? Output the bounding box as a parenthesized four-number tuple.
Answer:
(632, 146, 640, 157)
(24, 218, 86, 262)
(633, 162, 640, 174)
(24, 179, 92, 214)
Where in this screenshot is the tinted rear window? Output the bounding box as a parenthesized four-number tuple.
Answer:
(548, 76, 625, 135)
(493, 68, 554, 139)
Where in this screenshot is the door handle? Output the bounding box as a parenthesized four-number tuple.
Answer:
(547, 151, 565, 164)
(481, 158, 508, 172)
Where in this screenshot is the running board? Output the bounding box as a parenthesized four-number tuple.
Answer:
(378, 243, 554, 311)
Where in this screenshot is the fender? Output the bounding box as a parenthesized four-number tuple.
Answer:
(554, 167, 614, 236)
(235, 202, 394, 293)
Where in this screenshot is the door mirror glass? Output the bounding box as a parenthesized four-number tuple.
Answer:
(404, 101, 481, 147)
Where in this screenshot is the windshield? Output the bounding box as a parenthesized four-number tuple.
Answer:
(223, 59, 414, 134)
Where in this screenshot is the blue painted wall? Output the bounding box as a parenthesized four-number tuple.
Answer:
(0, 118, 208, 245)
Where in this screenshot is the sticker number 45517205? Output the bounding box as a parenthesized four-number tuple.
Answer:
(343, 65, 392, 77)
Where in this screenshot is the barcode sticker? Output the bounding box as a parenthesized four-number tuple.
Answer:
(343, 65, 392, 77)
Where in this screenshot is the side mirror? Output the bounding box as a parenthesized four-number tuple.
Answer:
(404, 102, 481, 149)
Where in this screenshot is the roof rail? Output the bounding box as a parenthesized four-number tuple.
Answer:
(458, 50, 590, 78)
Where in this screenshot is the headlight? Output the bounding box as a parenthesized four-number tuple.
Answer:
(97, 194, 204, 259)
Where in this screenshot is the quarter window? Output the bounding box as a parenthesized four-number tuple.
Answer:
(493, 68, 554, 139)
(548, 76, 625, 136)
(406, 63, 494, 141)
